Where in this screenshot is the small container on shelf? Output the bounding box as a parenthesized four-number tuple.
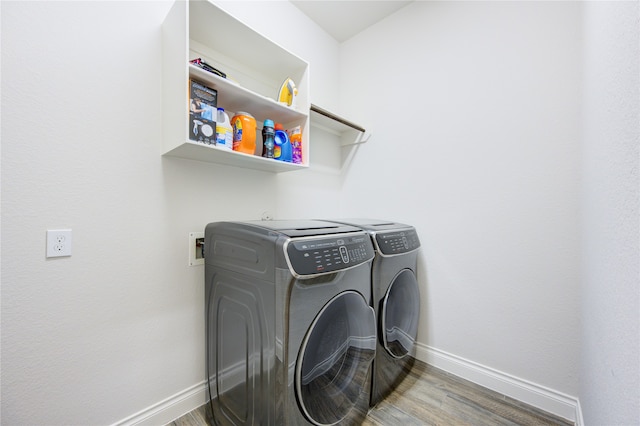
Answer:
(274, 123, 292, 162)
(215, 108, 233, 149)
(289, 125, 303, 164)
(231, 112, 257, 155)
(262, 119, 275, 158)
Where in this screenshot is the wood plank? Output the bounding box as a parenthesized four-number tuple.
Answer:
(167, 360, 573, 426)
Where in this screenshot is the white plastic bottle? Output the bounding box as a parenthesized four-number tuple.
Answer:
(215, 108, 233, 149)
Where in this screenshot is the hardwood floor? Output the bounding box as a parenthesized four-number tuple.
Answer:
(168, 360, 573, 426)
(362, 361, 572, 426)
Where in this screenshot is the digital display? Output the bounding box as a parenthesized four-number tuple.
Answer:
(286, 233, 375, 276)
(375, 229, 420, 255)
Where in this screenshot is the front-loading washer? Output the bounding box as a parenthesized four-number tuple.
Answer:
(204, 220, 377, 425)
(326, 219, 421, 407)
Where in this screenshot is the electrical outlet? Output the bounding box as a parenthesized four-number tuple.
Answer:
(189, 232, 204, 266)
(47, 229, 72, 258)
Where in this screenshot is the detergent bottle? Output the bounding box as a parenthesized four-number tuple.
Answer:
(215, 108, 232, 149)
(274, 123, 292, 162)
(231, 112, 257, 155)
(261, 119, 275, 158)
(289, 125, 303, 164)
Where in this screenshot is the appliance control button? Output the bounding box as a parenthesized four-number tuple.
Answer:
(339, 246, 349, 263)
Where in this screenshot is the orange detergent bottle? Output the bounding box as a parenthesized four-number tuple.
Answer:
(231, 112, 257, 155)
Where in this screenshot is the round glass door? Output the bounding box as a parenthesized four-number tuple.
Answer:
(296, 290, 376, 426)
(381, 269, 420, 358)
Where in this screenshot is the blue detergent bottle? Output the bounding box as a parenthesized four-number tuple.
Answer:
(274, 123, 292, 162)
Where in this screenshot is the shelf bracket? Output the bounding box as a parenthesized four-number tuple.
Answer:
(309, 103, 369, 146)
(341, 128, 370, 146)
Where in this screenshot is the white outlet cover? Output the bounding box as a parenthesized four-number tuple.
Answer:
(47, 229, 72, 258)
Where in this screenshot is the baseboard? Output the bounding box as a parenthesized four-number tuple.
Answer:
(111, 381, 208, 426)
(415, 343, 582, 424)
(113, 345, 585, 426)
(574, 399, 585, 426)
(112, 358, 250, 426)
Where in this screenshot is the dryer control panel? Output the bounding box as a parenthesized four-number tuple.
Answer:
(286, 233, 375, 276)
(375, 229, 421, 255)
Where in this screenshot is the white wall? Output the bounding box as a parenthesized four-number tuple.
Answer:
(0, 1, 341, 424)
(3, 0, 638, 424)
(580, 1, 640, 424)
(338, 1, 583, 396)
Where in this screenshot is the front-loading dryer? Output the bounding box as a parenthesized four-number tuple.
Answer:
(204, 220, 377, 425)
(326, 219, 421, 407)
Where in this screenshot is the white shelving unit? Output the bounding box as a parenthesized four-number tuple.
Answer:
(161, 0, 310, 173)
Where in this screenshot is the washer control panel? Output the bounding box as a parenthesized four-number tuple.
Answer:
(286, 233, 375, 276)
(375, 228, 420, 255)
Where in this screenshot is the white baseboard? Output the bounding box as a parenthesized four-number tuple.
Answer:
(113, 345, 585, 426)
(415, 343, 582, 425)
(112, 359, 247, 426)
(111, 381, 208, 426)
(575, 399, 585, 426)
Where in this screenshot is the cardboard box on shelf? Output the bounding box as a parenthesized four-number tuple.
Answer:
(189, 79, 217, 145)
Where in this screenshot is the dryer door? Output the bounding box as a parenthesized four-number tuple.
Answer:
(296, 290, 376, 426)
(381, 269, 420, 358)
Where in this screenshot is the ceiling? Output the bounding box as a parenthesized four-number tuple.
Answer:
(290, 1, 413, 42)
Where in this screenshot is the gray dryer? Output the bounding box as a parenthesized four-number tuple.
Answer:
(204, 220, 377, 425)
(326, 219, 421, 407)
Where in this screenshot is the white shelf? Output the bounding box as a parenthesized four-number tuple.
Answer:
(161, 0, 310, 172)
(189, 65, 307, 125)
(164, 141, 307, 173)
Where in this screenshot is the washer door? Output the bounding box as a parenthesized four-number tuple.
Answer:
(296, 290, 376, 426)
(381, 269, 420, 358)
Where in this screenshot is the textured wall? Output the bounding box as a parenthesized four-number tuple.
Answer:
(0, 1, 339, 424)
(580, 1, 640, 424)
(338, 1, 583, 396)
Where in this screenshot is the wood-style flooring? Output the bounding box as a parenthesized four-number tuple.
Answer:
(168, 359, 573, 426)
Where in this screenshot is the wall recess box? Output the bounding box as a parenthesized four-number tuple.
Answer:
(189, 232, 204, 266)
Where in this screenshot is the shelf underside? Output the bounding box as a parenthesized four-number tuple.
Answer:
(163, 141, 307, 173)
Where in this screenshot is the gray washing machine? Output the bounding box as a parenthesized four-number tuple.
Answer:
(204, 220, 377, 425)
(327, 219, 421, 407)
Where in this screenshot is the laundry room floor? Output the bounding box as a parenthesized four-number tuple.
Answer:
(168, 360, 573, 426)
